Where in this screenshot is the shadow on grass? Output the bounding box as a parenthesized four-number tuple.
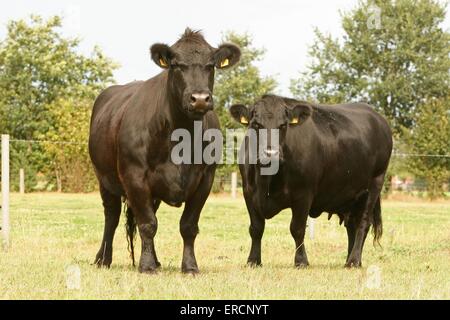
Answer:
(76, 256, 366, 276)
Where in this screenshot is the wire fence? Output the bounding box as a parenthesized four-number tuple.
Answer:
(9, 139, 85, 145)
(2, 136, 450, 194)
(8, 137, 450, 157)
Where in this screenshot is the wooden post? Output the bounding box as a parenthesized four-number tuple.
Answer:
(231, 172, 237, 199)
(19, 168, 25, 194)
(1, 134, 10, 248)
(308, 217, 315, 240)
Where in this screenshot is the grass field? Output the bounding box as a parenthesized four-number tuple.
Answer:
(0, 193, 449, 299)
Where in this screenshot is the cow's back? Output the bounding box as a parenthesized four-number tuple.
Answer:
(312, 102, 392, 175)
(283, 102, 392, 215)
(89, 81, 144, 194)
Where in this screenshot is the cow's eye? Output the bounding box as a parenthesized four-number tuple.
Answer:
(172, 63, 188, 71)
(252, 122, 262, 129)
(205, 63, 214, 71)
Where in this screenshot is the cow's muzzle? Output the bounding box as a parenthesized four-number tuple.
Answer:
(263, 148, 280, 158)
(258, 147, 282, 166)
(189, 91, 213, 114)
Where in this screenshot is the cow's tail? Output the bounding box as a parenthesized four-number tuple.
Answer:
(124, 202, 137, 266)
(372, 196, 383, 246)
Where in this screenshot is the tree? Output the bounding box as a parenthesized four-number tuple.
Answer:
(0, 15, 118, 191)
(213, 31, 277, 191)
(40, 98, 96, 193)
(290, 0, 450, 135)
(403, 97, 450, 199)
(214, 31, 277, 130)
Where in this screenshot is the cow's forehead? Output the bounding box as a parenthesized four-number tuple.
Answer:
(254, 98, 286, 118)
(172, 41, 214, 64)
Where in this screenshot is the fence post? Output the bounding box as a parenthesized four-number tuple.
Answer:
(308, 217, 315, 240)
(1, 134, 10, 248)
(19, 168, 25, 194)
(231, 171, 237, 199)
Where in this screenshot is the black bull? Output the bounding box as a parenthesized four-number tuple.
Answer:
(89, 29, 240, 274)
(230, 95, 393, 268)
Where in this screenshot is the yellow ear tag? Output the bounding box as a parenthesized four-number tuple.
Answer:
(220, 58, 229, 68)
(240, 116, 248, 124)
(159, 58, 168, 68)
(290, 117, 299, 124)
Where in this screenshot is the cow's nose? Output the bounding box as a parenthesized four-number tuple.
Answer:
(190, 92, 212, 112)
(264, 148, 279, 158)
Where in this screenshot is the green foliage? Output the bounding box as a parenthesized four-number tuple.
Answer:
(214, 32, 277, 129)
(39, 98, 97, 192)
(291, 0, 450, 199)
(290, 0, 450, 134)
(0, 15, 118, 191)
(213, 32, 277, 189)
(403, 97, 450, 199)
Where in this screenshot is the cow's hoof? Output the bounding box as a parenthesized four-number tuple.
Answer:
(247, 261, 262, 268)
(295, 262, 309, 269)
(182, 268, 199, 276)
(138, 267, 159, 275)
(344, 261, 362, 268)
(94, 255, 112, 268)
(155, 261, 162, 268)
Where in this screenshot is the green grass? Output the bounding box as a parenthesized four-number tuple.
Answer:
(1, 193, 449, 299)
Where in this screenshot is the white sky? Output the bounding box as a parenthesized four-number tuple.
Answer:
(1, 0, 449, 95)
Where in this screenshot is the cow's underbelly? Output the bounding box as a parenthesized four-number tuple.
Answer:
(309, 185, 369, 218)
(247, 169, 370, 220)
(150, 162, 206, 206)
(95, 161, 207, 207)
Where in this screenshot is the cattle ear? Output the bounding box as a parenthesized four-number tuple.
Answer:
(150, 43, 174, 69)
(214, 43, 241, 69)
(229, 104, 250, 125)
(288, 103, 312, 125)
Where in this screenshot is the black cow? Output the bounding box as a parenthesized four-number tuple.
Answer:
(89, 29, 240, 274)
(230, 94, 392, 268)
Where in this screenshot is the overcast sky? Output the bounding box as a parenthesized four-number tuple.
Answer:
(1, 0, 449, 95)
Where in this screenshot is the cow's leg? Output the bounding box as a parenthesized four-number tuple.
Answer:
(345, 217, 370, 268)
(345, 215, 356, 261)
(290, 199, 312, 268)
(246, 203, 265, 267)
(180, 170, 215, 274)
(129, 200, 161, 269)
(151, 200, 162, 268)
(135, 198, 159, 274)
(136, 210, 159, 274)
(353, 197, 380, 260)
(94, 184, 121, 268)
(345, 175, 384, 268)
(122, 169, 159, 274)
